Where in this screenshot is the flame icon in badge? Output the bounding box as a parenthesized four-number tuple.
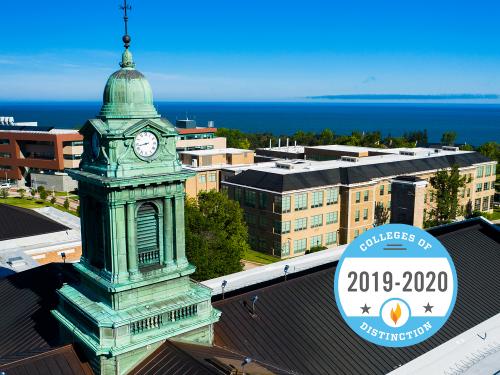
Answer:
(390, 303, 402, 325)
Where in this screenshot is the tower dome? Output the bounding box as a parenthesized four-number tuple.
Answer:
(99, 49, 160, 119)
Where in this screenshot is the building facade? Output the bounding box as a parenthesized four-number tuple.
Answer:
(222, 147, 496, 258)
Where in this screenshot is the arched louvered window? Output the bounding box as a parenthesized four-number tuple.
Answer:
(137, 203, 160, 268)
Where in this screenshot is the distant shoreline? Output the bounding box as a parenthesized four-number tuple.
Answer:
(308, 94, 500, 101)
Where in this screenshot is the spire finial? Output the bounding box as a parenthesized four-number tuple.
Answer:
(120, 0, 132, 49)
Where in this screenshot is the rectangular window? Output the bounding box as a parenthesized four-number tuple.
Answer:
(355, 192, 361, 203)
(311, 191, 324, 208)
(482, 197, 489, 211)
(476, 183, 482, 193)
(208, 172, 217, 182)
(388, 184, 392, 194)
(199, 174, 206, 184)
(245, 190, 256, 207)
(235, 188, 242, 202)
(259, 193, 268, 209)
(326, 211, 338, 224)
(276, 220, 291, 234)
(484, 182, 489, 191)
(293, 238, 307, 253)
(363, 190, 369, 202)
(379, 185, 385, 196)
(0, 139, 9, 145)
(294, 217, 307, 231)
(485, 164, 492, 176)
(259, 216, 269, 227)
(310, 214, 323, 228)
(363, 208, 369, 220)
(326, 232, 337, 245)
(0, 152, 11, 158)
(326, 188, 339, 205)
(476, 166, 484, 178)
(355, 210, 360, 222)
(310, 235, 323, 248)
(280, 241, 290, 256)
(467, 188, 471, 197)
(245, 213, 257, 225)
(354, 229, 360, 238)
(282, 195, 291, 213)
(474, 198, 481, 211)
(294, 193, 308, 211)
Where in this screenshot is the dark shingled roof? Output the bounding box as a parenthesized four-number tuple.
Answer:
(0, 345, 93, 375)
(224, 152, 490, 192)
(0, 204, 69, 241)
(208, 218, 500, 375)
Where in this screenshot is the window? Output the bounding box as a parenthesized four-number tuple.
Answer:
(474, 198, 481, 211)
(363, 190, 369, 202)
(485, 164, 492, 176)
(280, 241, 290, 256)
(311, 214, 323, 228)
(63, 154, 82, 160)
(0, 152, 11, 158)
(137, 203, 160, 268)
(259, 193, 268, 209)
(355, 192, 361, 203)
(326, 188, 339, 205)
(294, 238, 307, 253)
(245, 190, 256, 207)
(467, 188, 471, 197)
(311, 191, 324, 208)
(476, 166, 484, 178)
(388, 184, 392, 194)
(0, 139, 9, 145)
(482, 197, 489, 211)
(354, 229, 360, 238)
(484, 182, 489, 191)
(326, 232, 337, 245)
(424, 193, 427, 203)
(275, 220, 291, 234)
(235, 188, 242, 201)
(326, 211, 338, 224)
(310, 235, 323, 248)
(294, 217, 307, 231)
(379, 185, 385, 196)
(259, 216, 269, 227)
(355, 210, 360, 222)
(199, 174, 206, 184)
(274, 195, 291, 213)
(476, 183, 482, 193)
(0, 165, 11, 171)
(295, 193, 308, 211)
(245, 213, 257, 225)
(363, 208, 369, 220)
(461, 188, 465, 198)
(208, 172, 217, 182)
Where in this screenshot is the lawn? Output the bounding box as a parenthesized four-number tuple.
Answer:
(0, 196, 78, 216)
(242, 248, 281, 265)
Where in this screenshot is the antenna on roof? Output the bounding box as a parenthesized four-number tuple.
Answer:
(251, 295, 258, 316)
(221, 280, 227, 300)
(284, 264, 290, 281)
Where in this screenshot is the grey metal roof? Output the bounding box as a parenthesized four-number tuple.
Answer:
(209, 219, 500, 375)
(224, 152, 490, 192)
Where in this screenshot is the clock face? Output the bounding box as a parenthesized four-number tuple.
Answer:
(134, 131, 159, 158)
(91, 132, 100, 159)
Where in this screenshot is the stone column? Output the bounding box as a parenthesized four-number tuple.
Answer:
(115, 204, 128, 282)
(163, 197, 174, 267)
(126, 202, 139, 277)
(79, 195, 88, 263)
(174, 194, 187, 265)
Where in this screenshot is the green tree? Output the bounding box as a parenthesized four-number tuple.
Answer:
(17, 188, 26, 199)
(441, 131, 457, 146)
(459, 144, 474, 151)
(50, 196, 57, 204)
(0, 188, 9, 199)
(39, 189, 48, 201)
(216, 128, 251, 149)
(30, 188, 36, 199)
(64, 198, 70, 210)
(37, 185, 46, 194)
(185, 190, 248, 281)
(477, 141, 500, 162)
(319, 128, 335, 145)
(428, 165, 466, 225)
(374, 202, 390, 226)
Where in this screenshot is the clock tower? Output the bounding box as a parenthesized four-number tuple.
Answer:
(52, 9, 220, 375)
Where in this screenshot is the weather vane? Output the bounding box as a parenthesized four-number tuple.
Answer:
(119, 0, 132, 49)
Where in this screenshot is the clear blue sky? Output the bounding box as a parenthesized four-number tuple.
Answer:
(2, 0, 500, 101)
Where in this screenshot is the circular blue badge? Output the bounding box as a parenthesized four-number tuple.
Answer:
(334, 224, 457, 347)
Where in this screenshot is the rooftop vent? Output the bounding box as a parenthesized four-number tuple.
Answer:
(0, 117, 15, 125)
(340, 156, 359, 162)
(8, 256, 27, 268)
(442, 146, 459, 152)
(399, 150, 417, 156)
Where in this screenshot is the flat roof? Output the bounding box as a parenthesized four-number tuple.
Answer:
(176, 127, 217, 135)
(178, 148, 252, 156)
